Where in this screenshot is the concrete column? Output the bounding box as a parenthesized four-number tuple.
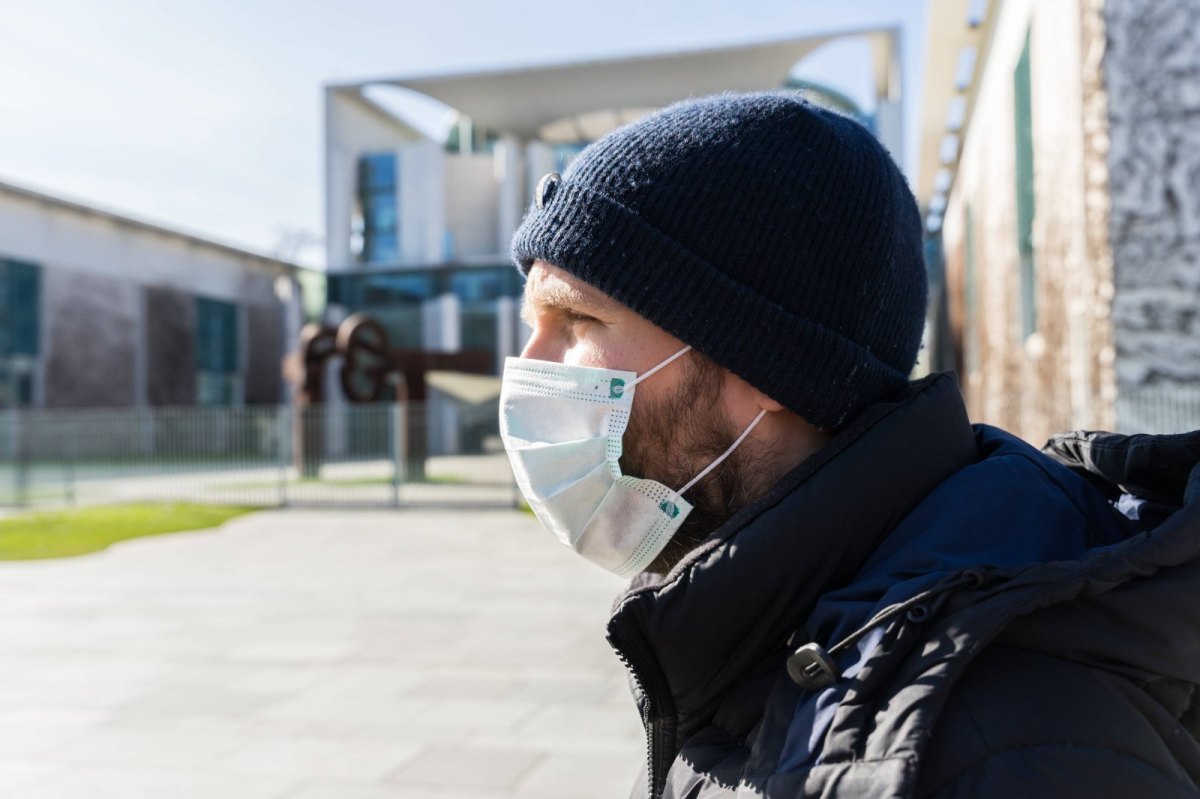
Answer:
(526, 141, 556, 193)
(399, 141, 446, 265)
(275, 275, 304, 405)
(421, 292, 461, 351)
(495, 135, 525, 252)
(875, 100, 904, 163)
(420, 293, 462, 457)
(495, 295, 516, 372)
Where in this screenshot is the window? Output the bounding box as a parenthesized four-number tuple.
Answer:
(357, 153, 399, 264)
(0, 258, 40, 407)
(195, 297, 239, 405)
(449, 267, 520, 303)
(443, 119, 499, 154)
(324, 265, 523, 361)
(1014, 28, 1036, 338)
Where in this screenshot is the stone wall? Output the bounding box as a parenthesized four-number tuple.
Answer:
(942, 0, 1115, 443)
(0, 185, 295, 410)
(244, 301, 284, 404)
(42, 268, 137, 408)
(937, 0, 1199, 438)
(1103, 0, 1200, 400)
(144, 286, 196, 406)
(1079, 0, 1119, 432)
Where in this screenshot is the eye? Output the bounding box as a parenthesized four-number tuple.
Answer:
(562, 310, 597, 325)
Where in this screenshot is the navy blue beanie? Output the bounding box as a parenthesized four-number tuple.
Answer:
(511, 92, 928, 430)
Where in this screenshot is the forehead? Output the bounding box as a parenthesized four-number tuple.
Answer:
(524, 261, 621, 312)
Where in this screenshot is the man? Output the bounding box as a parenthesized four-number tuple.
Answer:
(498, 93, 1200, 798)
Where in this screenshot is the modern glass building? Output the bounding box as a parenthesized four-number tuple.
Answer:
(326, 263, 523, 368)
(322, 31, 905, 379)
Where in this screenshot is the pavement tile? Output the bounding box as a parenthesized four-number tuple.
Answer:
(0, 758, 64, 796)
(283, 779, 509, 798)
(0, 764, 297, 799)
(401, 698, 543, 733)
(110, 684, 287, 723)
(384, 744, 542, 791)
(47, 725, 246, 769)
(512, 702, 645, 747)
(211, 734, 421, 781)
(0, 509, 643, 796)
(517, 751, 646, 798)
(0, 722, 102, 758)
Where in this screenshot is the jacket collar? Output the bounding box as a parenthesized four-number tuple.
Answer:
(606, 372, 980, 739)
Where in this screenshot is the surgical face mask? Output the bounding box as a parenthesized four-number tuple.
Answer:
(499, 346, 766, 577)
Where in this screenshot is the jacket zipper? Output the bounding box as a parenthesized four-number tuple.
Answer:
(610, 629, 673, 799)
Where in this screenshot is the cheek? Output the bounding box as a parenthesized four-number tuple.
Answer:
(562, 325, 624, 369)
(524, 323, 608, 366)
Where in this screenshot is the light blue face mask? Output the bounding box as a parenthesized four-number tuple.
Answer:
(499, 346, 766, 577)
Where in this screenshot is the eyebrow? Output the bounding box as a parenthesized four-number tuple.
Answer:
(521, 279, 617, 325)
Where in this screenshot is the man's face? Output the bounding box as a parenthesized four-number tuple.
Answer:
(520, 261, 764, 572)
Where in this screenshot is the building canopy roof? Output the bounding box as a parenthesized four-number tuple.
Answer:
(335, 30, 898, 141)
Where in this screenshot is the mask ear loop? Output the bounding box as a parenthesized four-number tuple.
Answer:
(631, 345, 692, 386)
(672, 408, 768, 501)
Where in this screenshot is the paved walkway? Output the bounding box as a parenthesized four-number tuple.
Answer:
(0, 509, 643, 798)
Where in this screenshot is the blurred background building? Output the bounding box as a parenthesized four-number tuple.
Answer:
(321, 30, 906, 374)
(0, 179, 300, 410)
(6, 0, 1194, 480)
(919, 0, 1200, 440)
(0, 19, 918, 511)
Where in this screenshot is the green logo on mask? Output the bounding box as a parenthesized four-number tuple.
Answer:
(609, 378, 625, 399)
(659, 501, 679, 519)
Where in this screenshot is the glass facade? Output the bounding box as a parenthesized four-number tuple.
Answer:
(0, 258, 40, 407)
(358, 152, 399, 265)
(443, 119, 499, 154)
(195, 297, 240, 405)
(327, 264, 524, 367)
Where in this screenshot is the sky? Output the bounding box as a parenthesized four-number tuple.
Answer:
(0, 0, 927, 268)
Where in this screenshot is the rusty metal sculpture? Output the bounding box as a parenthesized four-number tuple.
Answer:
(286, 314, 493, 480)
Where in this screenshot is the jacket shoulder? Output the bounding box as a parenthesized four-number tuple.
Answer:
(917, 644, 1200, 798)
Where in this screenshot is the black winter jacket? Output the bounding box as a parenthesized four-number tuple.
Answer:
(607, 372, 1200, 798)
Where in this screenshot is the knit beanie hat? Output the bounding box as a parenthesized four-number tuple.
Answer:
(511, 92, 927, 430)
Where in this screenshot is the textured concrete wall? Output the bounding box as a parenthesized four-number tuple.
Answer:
(144, 286, 196, 406)
(244, 301, 283, 404)
(941, 0, 1199, 438)
(0, 187, 294, 409)
(1079, 0, 1120, 432)
(42, 268, 137, 408)
(1103, 0, 1200, 396)
(942, 0, 1116, 443)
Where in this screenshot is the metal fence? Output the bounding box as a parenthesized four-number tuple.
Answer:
(0, 400, 519, 510)
(1116, 383, 1200, 436)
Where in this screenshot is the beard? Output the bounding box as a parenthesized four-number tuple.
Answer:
(620, 351, 765, 574)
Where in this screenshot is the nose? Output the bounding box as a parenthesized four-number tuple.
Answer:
(519, 327, 566, 363)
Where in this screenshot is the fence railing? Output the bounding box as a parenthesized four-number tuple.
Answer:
(0, 400, 518, 510)
(1116, 383, 1200, 436)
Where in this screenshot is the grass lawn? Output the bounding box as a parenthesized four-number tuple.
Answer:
(0, 503, 255, 560)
